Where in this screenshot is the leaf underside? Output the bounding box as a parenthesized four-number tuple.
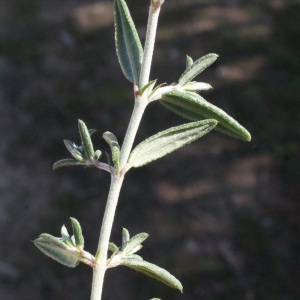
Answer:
(160, 91, 251, 141)
(120, 259, 183, 292)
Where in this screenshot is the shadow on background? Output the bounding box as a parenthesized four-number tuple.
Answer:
(0, 0, 299, 299)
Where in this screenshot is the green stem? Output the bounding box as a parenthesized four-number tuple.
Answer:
(139, 2, 162, 88)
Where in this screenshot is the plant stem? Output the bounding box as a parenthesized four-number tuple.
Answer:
(90, 2, 164, 299)
(90, 174, 124, 300)
(139, 2, 162, 88)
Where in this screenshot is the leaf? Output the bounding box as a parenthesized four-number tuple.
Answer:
(61, 225, 75, 248)
(114, 0, 143, 83)
(140, 79, 157, 96)
(34, 234, 81, 268)
(127, 119, 217, 168)
(78, 119, 95, 160)
(179, 53, 218, 85)
(123, 232, 149, 255)
(108, 242, 119, 253)
(53, 159, 85, 170)
(121, 228, 130, 250)
(103, 131, 120, 172)
(185, 55, 193, 69)
(64, 140, 86, 161)
(120, 259, 183, 292)
(160, 91, 251, 141)
(70, 218, 84, 249)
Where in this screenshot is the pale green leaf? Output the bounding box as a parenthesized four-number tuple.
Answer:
(121, 227, 130, 250)
(103, 131, 120, 172)
(123, 233, 149, 255)
(179, 53, 218, 85)
(70, 217, 84, 249)
(185, 55, 193, 69)
(114, 0, 143, 83)
(127, 119, 217, 168)
(34, 235, 80, 268)
(108, 242, 119, 253)
(120, 259, 183, 292)
(160, 91, 251, 141)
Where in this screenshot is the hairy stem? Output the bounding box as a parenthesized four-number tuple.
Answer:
(139, 2, 162, 88)
(90, 2, 164, 299)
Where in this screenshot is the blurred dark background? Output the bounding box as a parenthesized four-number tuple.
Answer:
(0, 0, 299, 299)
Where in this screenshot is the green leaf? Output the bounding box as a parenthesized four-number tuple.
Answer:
(114, 0, 143, 83)
(103, 131, 120, 172)
(120, 259, 183, 292)
(64, 140, 86, 162)
(160, 91, 251, 141)
(179, 53, 218, 85)
(140, 79, 157, 96)
(108, 242, 119, 253)
(61, 225, 75, 248)
(123, 232, 149, 255)
(78, 119, 95, 160)
(185, 55, 193, 69)
(70, 218, 84, 249)
(121, 227, 130, 250)
(34, 234, 81, 268)
(127, 119, 218, 168)
(53, 158, 84, 170)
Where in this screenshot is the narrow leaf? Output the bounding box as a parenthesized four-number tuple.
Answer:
(78, 119, 95, 160)
(160, 91, 251, 141)
(121, 228, 130, 250)
(114, 0, 143, 83)
(179, 53, 218, 85)
(140, 79, 157, 96)
(103, 131, 120, 171)
(61, 225, 75, 247)
(127, 119, 217, 168)
(64, 140, 85, 161)
(120, 259, 183, 292)
(53, 159, 84, 170)
(123, 233, 149, 255)
(34, 237, 80, 268)
(185, 55, 193, 69)
(108, 242, 119, 253)
(70, 218, 84, 249)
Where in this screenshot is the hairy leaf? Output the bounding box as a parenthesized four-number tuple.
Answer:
(70, 218, 84, 249)
(121, 228, 130, 250)
(103, 131, 120, 172)
(78, 119, 95, 160)
(123, 232, 149, 255)
(127, 119, 217, 168)
(53, 159, 85, 170)
(34, 235, 80, 268)
(179, 53, 218, 85)
(160, 91, 251, 141)
(120, 259, 183, 292)
(114, 0, 143, 83)
(108, 242, 119, 253)
(185, 54, 193, 69)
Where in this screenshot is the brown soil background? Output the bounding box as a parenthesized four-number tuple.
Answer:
(0, 0, 299, 299)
